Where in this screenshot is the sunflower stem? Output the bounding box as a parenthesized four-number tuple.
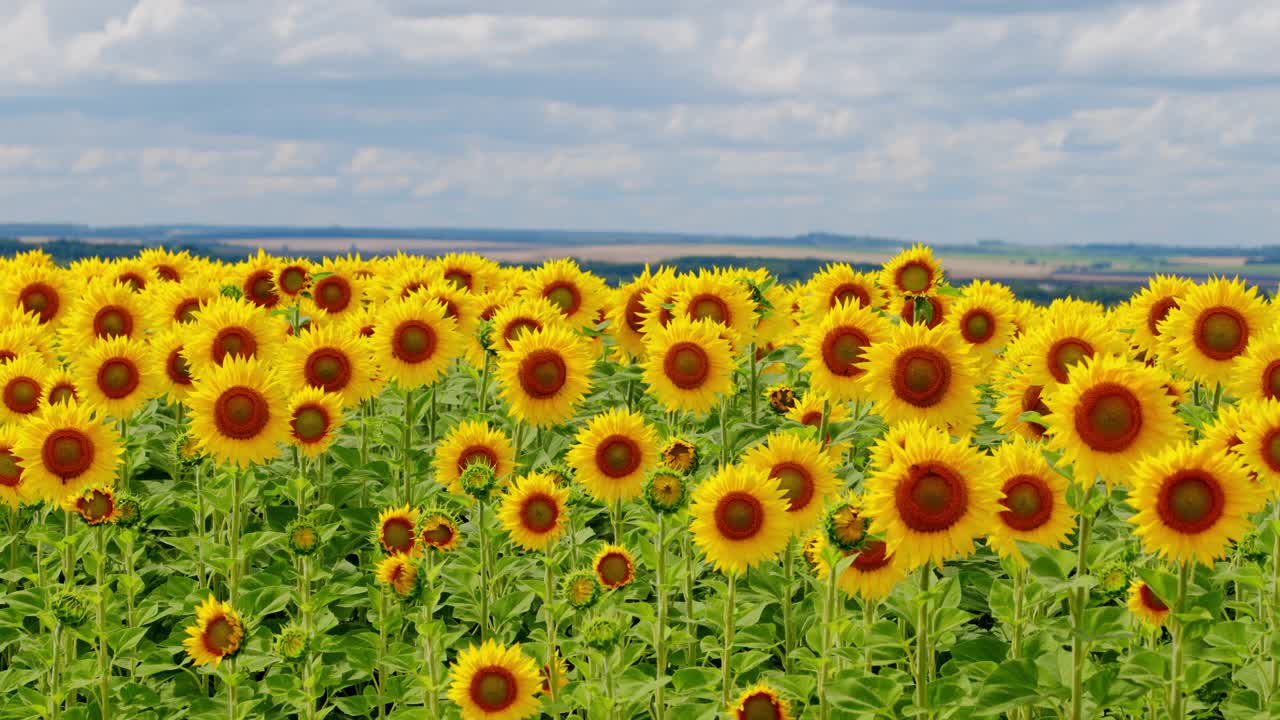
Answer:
(682, 528, 697, 667)
(718, 398, 729, 470)
(543, 549, 560, 711)
(123, 530, 137, 675)
(1069, 490, 1095, 720)
(1170, 561, 1191, 719)
(748, 342, 758, 424)
(478, 499, 491, 641)
(359, 402, 370, 506)
(95, 525, 110, 719)
(721, 572, 737, 706)
(402, 388, 414, 505)
(50, 621, 61, 720)
(301, 553, 316, 720)
(428, 384, 437, 443)
(227, 656, 237, 720)
(609, 499, 623, 545)
(376, 587, 386, 719)
(863, 599, 876, 674)
(819, 551, 840, 720)
(1011, 564, 1026, 720)
(1269, 503, 1280, 700)
(915, 565, 932, 718)
(602, 650, 617, 720)
(229, 467, 242, 607)
(194, 461, 207, 590)
(423, 552, 440, 716)
(781, 538, 795, 674)
(654, 512, 668, 720)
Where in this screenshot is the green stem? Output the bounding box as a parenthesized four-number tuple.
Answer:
(123, 531, 137, 675)
(863, 600, 875, 674)
(300, 551, 316, 720)
(610, 499, 623, 545)
(376, 588, 386, 719)
(915, 565, 932, 717)
(602, 651, 617, 720)
(95, 526, 110, 719)
(194, 461, 207, 589)
(1271, 507, 1280, 698)
(50, 621, 61, 720)
(543, 550, 560, 712)
(718, 398, 729, 470)
(683, 530, 697, 666)
(721, 572, 737, 706)
(819, 553, 840, 720)
(227, 657, 237, 720)
(402, 388, 414, 505)
(748, 342, 758, 424)
(1070, 494, 1095, 720)
(655, 513, 667, 720)
(359, 402, 370, 506)
(478, 500, 491, 640)
(423, 552, 440, 717)
(781, 538, 795, 674)
(230, 468, 242, 606)
(477, 353, 490, 415)
(1170, 562, 1191, 719)
(1012, 564, 1026, 661)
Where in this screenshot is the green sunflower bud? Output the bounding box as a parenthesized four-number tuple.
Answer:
(274, 626, 309, 662)
(459, 463, 498, 502)
(643, 468, 688, 514)
(287, 519, 321, 557)
(561, 569, 600, 610)
(52, 591, 91, 627)
(582, 616, 624, 652)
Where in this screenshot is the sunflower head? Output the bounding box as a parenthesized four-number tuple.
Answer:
(659, 437, 700, 475)
(183, 595, 244, 668)
(287, 518, 321, 557)
(376, 554, 425, 601)
(460, 463, 499, 502)
(375, 505, 420, 556)
(498, 472, 570, 552)
(1127, 581, 1171, 627)
(52, 590, 91, 627)
(593, 544, 636, 589)
(113, 494, 143, 529)
(1094, 560, 1131, 597)
(274, 626, 310, 663)
(433, 420, 516, 496)
(420, 509, 462, 551)
(566, 408, 660, 503)
(13, 400, 123, 503)
(985, 437, 1075, 563)
(742, 431, 839, 535)
(689, 464, 791, 576)
(881, 244, 942, 297)
(823, 497, 868, 552)
(732, 683, 793, 720)
(641, 317, 735, 416)
(581, 616, 625, 652)
(186, 354, 290, 468)
(644, 468, 690, 514)
(562, 569, 601, 609)
(1158, 277, 1269, 386)
(765, 384, 798, 415)
(802, 300, 892, 403)
(858, 321, 980, 432)
(446, 640, 542, 720)
(496, 325, 594, 427)
(286, 387, 344, 458)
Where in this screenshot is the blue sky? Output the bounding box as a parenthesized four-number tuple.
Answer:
(1, 0, 1278, 245)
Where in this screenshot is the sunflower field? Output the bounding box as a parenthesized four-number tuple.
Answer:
(0, 246, 1278, 720)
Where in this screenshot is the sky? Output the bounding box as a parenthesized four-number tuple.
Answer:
(1, 0, 1278, 245)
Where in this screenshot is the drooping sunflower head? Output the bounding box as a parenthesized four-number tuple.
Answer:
(496, 325, 594, 427)
(274, 626, 310, 663)
(52, 590, 91, 628)
(1094, 560, 1131, 596)
(863, 424, 1000, 570)
(184, 295, 286, 378)
(71, 336, 164, 420)
(286, 387, 344, 458)
(644, 468, 690, 514)
(0, 353, 48, 425)
(659, 436, 700, 475)
(1127, 581, 1171, 628)
(1119, 274, 1192, 355)
(1229, 325, 1280, 405)
(186, 355, 290, 468)
(670, 269, 759, 342)
(281, 323, 378, 408)
(858, 322, 980, 432)
(689, 463, 791, 576)
(985, 437, 1075, 563)
(562, 569, 601, 609)
(64, 485, 120, 525)
(593, 543, 636, 589)
(432, 420, 516, 496)
(420, 509, 461, 551)
(13, 400, 123, 503)
(376, 554, 424, 600)
(993, 371, 1052, 442)
(1158, 277, 1269, 387)
(1128, 440, 1265, 566)
(732, 683, 793, 720)
(520, 257, 608, 331)
(374, 505, 420, 557)
(498, 472, 570, 552)
(742, 431, 839, 535)
(642, 317, 735, 416)
(566, 408, 659, 504)
(446, 640, 542, 720)
(881, 243, 942, 297)
(802, 300, 892, 403)
(372, 295, 464, 391)
(1042, 353, 1185, 488)
(182, 595, 244, 668)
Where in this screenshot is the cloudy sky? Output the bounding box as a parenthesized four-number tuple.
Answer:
(1, 0, 1277, 245)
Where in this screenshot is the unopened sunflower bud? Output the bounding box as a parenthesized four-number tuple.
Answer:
(561, 569, 600, 610)
(274, 626, 309, 662)
(643, 468, 688, 514)
(460, 463, 498, 501)
(52, 591, 91, 627)
(287, 519, 320, 557)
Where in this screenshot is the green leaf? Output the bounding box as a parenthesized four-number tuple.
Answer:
(974, 658, 1039, 713)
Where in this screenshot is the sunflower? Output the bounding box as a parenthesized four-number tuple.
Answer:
(993, 371, 1052, 442)
(898, 293, 950, 330)
(239, 250, 281, 309)
(185, 355, 290, 468)
(138, 247, 194, 283)
(881, 244, 942, 297)
(659, 437, 699, 475)
(985, 438, 1074, 562)
(1128, 441, 1264, 566)
(447, 640, 542, 720)
(1201, 402, 1250, 460)
(490, 296, 566, 353)
(306, 257, 366, 322)
(0, 425, 28, 508)
(824, 496, 868, 551)
(1230, 326, 1280, 405)
(731, 683, 793, 720)
(0, 354, 47, 425)
(0, 321, 48, 365)
(520, 258, 608, 331)
(1159, 277, 1269, 386)
(858, 322, 980, 432)
(274, 258, 311, 301)
(431, 252, 500, 294)
(607, 267, 662, 357)
(280, 325, 378, 407)
(1010, 307, 1128, 388)
(786, 392, 850, 437)
(742, 432, 838, 534)
(1127, 581, 1171, 627)
(949, 281, 1017, 370)
(801, 263, 886, 319)
(499, 472, 570, 551)
(286, 387, 344, 458)
(562, 570, 600, 609)
(2, 263, 70, 326)
(1042, 354, 1185, 488)
(1119, 275, 1192, 356)
(496, 325, 593, 427)
(642, 317, 735, 415)
(148, 278, 221, 328)
(566, 408, 659, 503)
(71, 336, 164, 419)
(689, 464, 791, 575)
(149, 328, 196, 402)
(65, 485, 119, 525)
(802, 301, 891, 402)
(109, 258, 156, 292)
(420, 510, 462, 551)
(376, 505, 420, 556)
(58, 279, 150, 349)
(592, 544, 636, 589)
(184, 296, 286, 378)
(182, 595, 244, 668)
(414, 281, 482, 340)
(376, 554, 422, 599)
(1233, 400, 1280, 497)
(372, 295, 463, 390)
(433, 420, 516, 496)
(670, 270, 758, 342)
(636, 268, 682, 339)
(539, 652, 570, 697)
(808, 531, 905, 601)
(867, 419, 936, 473)
(863, 425, 999, 569)
(377, 255, 438, 305)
